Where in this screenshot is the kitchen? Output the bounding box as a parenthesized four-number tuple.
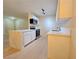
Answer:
(3, 0, 75, 59)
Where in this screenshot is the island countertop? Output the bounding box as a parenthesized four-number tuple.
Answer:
(9, 29, 36, 32)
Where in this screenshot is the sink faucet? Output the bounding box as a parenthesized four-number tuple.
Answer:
(55, 26, 61, 31)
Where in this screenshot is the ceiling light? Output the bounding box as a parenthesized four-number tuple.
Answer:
(41, 8, 46, 15)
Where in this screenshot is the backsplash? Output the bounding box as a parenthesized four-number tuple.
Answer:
(55, 18, 71, 28)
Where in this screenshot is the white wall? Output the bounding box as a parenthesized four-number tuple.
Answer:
(39, 16, 71, 36)
(56, 19, 71, 28)
(39, 16, 56, 36)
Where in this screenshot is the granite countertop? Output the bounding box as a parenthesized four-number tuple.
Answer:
(48, 27, 71, 36)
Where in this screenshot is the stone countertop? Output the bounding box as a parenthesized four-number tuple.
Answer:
(48, 27, 71, 36)
(10, 29, 36, 32)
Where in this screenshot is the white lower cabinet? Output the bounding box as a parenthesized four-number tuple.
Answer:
(23, 31, 35, 46)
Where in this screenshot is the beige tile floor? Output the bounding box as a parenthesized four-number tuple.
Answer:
(4, 35, 48, 59)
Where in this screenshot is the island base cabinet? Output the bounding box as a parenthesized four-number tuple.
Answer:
(48, 35, 71, 59)
(9, 31, 23, 50)
(9, 30, 36, 50)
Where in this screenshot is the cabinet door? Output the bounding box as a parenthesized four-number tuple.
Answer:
(24, 32, 31, 46)
(57, 0, 72, 19)
(23, 31, 35, 46)
(31, 31, 36, 40)
(48, 35, 70, 59)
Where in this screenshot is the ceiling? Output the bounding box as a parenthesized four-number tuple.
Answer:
(3, 0, 58, 18)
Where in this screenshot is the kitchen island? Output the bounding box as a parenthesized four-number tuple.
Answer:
(9, 29, 36, 50)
